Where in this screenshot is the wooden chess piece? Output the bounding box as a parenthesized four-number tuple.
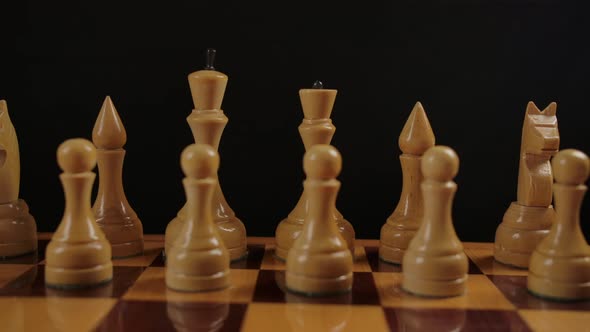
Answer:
(166, 144, 230, 292)
(402, 146, 468, 297)
(528, 149, 590, 300)
(380, 102, 435, 264)
(166, 49, 247, 261)
(275, 81, 355, 260)
(92, 96, 144, 258)
(0, 100, 37, 258)
(286, 144, 353, 296)
(495, 102, 559, 268)
(45, 139, 113, 288)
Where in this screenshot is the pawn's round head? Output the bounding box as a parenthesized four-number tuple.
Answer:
(303, 144, 342, 180)
(181, 143, 219, 179)
(421, 146, 459, 182)
(552, 149, 590, 185)
(57, 138, 97, 173)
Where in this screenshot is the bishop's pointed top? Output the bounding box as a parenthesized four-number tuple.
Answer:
(0, 99, 13, 126)
(92, 96, 127, 149)
(398, 102, 435, 155)
(0, 100, 7, 113)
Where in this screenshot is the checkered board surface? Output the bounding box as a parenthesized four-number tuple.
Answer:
(0, 234, 588, 332)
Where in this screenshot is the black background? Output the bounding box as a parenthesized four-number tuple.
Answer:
(1, 0, 589, 241)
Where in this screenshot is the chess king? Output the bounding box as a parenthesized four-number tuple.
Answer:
(275, 82, 355, 260)
(494, 102, 560, 268)
(165, 49, 247, 261)
(0, 100, 37, 258)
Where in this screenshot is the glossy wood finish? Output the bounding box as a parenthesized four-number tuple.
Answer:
(402, 146, 468, 297)
(528, 149, 590, 300)
(92, 96, 144, 258)
(45, 139, 113, 288)
(0, 100, 37, 258)
(166, 63, 247, 261)
(495, 102, 560, 268)
(275, 86, 354, 260)
(166, 144, 230, 292)
(286, 145, 353, 296)
(0, 236, 586, 331)
(380, 102, 435, 264)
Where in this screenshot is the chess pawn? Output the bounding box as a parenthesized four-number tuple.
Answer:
(286, 144, 353, 296)
(275, 82, 355, 260)
(380, 102, 435, 264)
(0, 100, 37, 258)
(495, 102, 559, 268)
(45, 139, 113, 288)
(92, 96, 144, 258)
(166, 49, 247, 261)
(402, 146, 468, 297)
(166, 144, 230, 292)
(528, 149, 590, 300)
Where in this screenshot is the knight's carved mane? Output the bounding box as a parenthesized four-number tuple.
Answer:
(521, 101, 558, 154)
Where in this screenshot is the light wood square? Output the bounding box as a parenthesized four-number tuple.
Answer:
(0, 297, 116, 332)
(519, 309, 590, 332)
(373, 272, 514, 310)
(242, 302, 390, 332)
(123, 267, 258, 303)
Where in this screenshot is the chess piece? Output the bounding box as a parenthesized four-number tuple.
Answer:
(166, 49, 247, 261)
(45, 139, 113, 288)
(495, 102, 559, 268)
(402, 146, 468, 297)
(275, 81, 355, 260)
(528, 149, 590, 301)
(166, 144, 230, 292)
(92, 96, 144, 258)
(380, 102, 435, 264)
(0, 100, 37, 258)
(286, 144, 353, 296)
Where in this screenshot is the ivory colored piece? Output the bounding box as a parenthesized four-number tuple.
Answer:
(275, 82, 355, 260)
(166, 144, 230, 292)
(402, 146, 468, 297)
(92, 96, 144, 258)
(286, 144, 353, 296)
(495, 102, 559, 268)
(45, 139, 113, 288)
(0, 100, 37, 258)
(528, 149, 590, 301)
(166, 49, 247, 261)
(380, 102, 435, 264)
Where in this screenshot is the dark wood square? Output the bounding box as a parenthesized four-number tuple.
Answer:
(365, 246, 402, 273)
(0, 265, 145, 298)
(94, 300, 247, 332)
(489, 275, 590, 311)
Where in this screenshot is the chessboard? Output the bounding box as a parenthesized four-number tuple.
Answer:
(0, 234, 587, 332)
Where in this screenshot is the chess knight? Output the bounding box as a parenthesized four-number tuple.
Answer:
(495, 102, 559, 268)
(0, 100, 37, 258)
